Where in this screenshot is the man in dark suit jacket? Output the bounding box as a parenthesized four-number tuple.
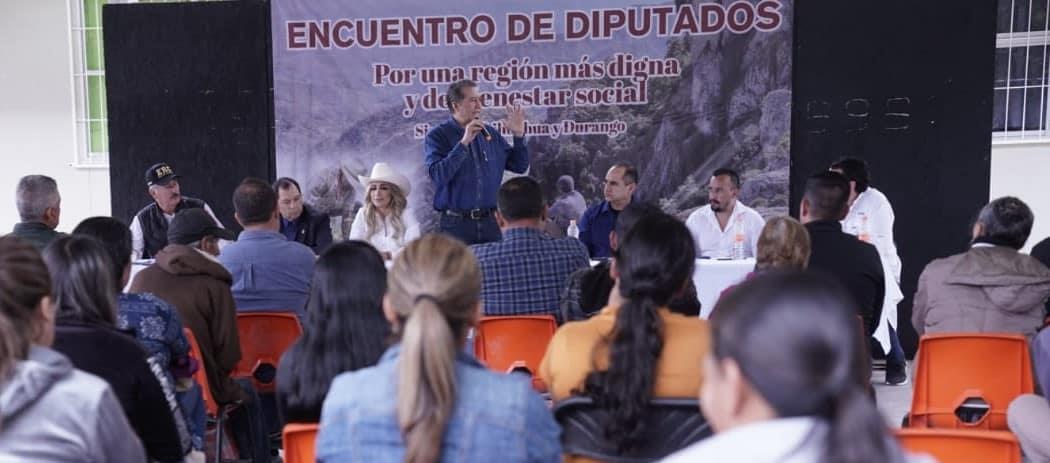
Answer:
(801, 171, 886, 337)
(274, 177, 333, 255)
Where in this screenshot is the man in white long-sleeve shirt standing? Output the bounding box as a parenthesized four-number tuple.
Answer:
(831, 157, 907, 385)
(685, 168, 766, 259)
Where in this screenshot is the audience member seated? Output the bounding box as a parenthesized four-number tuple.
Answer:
(0, 236, 145, 461)
(317, 234, 560, 461)
(801, 171, 885, 337)
(663, 272, 932, 463)
(349, 163, 420, 259)
(561, 202, 701, 322)
(277, 241, 390, 424)
(1033, 236, 1050, 271)
(549, 174, 587, 233)
(540, 213, 709, 460)
(130, 208, 271, 462)
(131, 162, 224, 260)
(713, 216, 811, 314)
(43, 235, 186, 462)
(685, 168, 766, 259)
(578, 163, 637, 258)
(221, 177, 316, 317)
(73, 216, 205, 454)
(1008, 327, 1050, 461)
(912, 197, 1050, 338)
(275, 177, 333, 255)
(1033, 236, 1050, 320)
(471, 176, 590, 322)
(10, 174, 63, 250)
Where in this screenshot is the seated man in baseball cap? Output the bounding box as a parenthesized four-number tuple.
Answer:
(130, 162, 225, 260)
(129, 209, 272, 462)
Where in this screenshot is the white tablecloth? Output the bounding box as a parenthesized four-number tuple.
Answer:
(124, 260, 152, 293)
(694, 258, 755, 318)
(590, 258, 754, 318)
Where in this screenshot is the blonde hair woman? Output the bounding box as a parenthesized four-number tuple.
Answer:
(317, 234, 560, 462)
(349, 163, 421, 259)
(755, 216, 811, 271)
(714, 217, 811, 314)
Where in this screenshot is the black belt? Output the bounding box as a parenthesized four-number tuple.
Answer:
(443, 208, 495, 220)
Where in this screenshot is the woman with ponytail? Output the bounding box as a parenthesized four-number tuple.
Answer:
(317, 234, 560, 462)
(663, 272, 933, 463)
(540, 213, 710, 459)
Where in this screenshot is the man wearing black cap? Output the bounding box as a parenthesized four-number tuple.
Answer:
(129, 208, 271, 463)
(130, 162, 224, 260)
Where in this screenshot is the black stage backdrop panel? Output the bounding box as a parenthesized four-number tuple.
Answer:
(791, 0, 996, 355)
(104, 0, 274, 232)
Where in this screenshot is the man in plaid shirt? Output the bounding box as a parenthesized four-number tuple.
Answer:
(471, 177, 591, 323)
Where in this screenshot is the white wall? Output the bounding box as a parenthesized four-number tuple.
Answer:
(990, 142, 1050, 253)
(0, 0, 110, 235)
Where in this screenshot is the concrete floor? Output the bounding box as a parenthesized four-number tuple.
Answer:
(873, 363, 914, 428)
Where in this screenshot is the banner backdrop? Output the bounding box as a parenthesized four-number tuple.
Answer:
(272, 0, 792, 238)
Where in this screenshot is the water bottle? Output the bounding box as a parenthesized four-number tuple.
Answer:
(567, 220, 580, 239)
(858, 213, 871, 243)
(731, 215, 745, 260)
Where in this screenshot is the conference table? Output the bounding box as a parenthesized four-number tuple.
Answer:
(692, 258, 755, 318)
(129, 257, 754, 319)
(591, 258, 755, 318)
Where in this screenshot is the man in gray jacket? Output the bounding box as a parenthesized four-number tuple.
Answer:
(912, 197, 1050, 338)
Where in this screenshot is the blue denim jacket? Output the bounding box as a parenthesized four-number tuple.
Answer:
(317, 345, 561, 462)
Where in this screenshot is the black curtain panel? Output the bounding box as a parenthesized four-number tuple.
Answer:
(104, 0, 275, 232)
(791, 0, 997, 356)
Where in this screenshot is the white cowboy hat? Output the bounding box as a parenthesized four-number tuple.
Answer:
(359, 162, 412, 197)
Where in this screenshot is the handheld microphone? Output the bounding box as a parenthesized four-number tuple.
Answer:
(475, 117, 492, 141)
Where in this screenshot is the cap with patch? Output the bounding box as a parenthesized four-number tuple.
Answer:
(146, 163, 181, 187)
(167, 208, 237, 245)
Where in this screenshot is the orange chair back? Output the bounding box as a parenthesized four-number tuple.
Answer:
(909, 333, 1034, 430)
(233, 312, 303, 392)
(183, 328, 220, 417)
(897, 429, 1021, 463)
(473, 315, 557, 391)
(283, 423, 319, 463)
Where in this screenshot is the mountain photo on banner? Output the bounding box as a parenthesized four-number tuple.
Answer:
(272, 0, 793, 237)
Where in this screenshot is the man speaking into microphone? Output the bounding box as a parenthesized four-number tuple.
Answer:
(425, 79, 529, 244)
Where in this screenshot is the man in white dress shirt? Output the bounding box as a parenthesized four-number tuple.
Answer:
(830, 157, 907, 385)
(685, 168, 765, 259)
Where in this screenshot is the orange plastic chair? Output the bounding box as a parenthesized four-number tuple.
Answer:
(473, 315, 557, 392)
(282, 423, 319, 463)
(908, 333, 1034, 430)
(183, 328, 238, 463)
(897, 429, 1022, 463)
(233, 312, 303, 392)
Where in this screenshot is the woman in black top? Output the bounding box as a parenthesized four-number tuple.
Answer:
(277, 241, 390, 423)
(43, 236, 187, 462)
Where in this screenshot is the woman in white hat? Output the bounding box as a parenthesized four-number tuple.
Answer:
(349, 163, 420, 259)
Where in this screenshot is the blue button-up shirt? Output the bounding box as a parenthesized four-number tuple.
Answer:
(218, 229, 315, 317)
(317, 345, 561, 463)
(471, 227, 590, 322)
(424, 117, 529, 211)
(578, 200, 620, 258)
